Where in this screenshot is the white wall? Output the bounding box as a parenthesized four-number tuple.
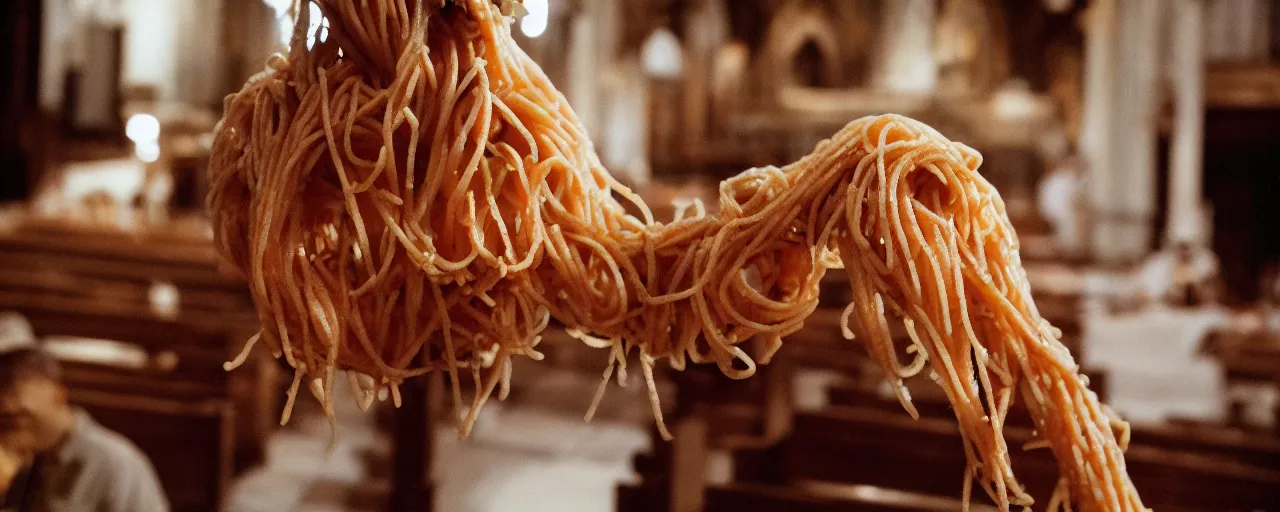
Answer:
(171, 0, 225, 105)
(873, 0, 938, 94)
(39, 0, 225, 112)
(120, 0, 180, 100)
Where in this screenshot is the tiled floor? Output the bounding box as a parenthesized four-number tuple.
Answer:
(225, 366, 657, 512)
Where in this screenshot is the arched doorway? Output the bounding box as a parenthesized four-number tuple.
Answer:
(792, 38, 827, 88)
(760, 2, 842, 93)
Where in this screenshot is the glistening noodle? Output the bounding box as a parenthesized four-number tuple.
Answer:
(207, 1, 1143, 510)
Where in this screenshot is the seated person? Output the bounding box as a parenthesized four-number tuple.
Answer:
(1138, 242, 1222, 308)
(0, 348, 168, 512)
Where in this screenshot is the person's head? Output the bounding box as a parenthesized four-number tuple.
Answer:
(0, 348, 72, 458)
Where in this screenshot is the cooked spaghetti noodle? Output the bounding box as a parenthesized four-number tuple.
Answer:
(208, 1, 1144, 510)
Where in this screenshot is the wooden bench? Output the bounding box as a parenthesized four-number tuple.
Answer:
(0, 224, 273, 511)
(705, 482, 996, 512)
(1201, 329, 1280, 432)
(621, 249, 1089, 510)
(826, 384, 1034, 430)
(13, 306, 244, 512)
(828, 377, 1280, 471)
(621, 278, 1087, 512)
(824, 368, 1110, 431)
(733, 406, 1280, 512)
(625, 473, 1001, 512)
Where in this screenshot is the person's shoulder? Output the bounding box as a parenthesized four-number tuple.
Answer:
(66, 412, 170, 511)
(74, 415, 154, 471)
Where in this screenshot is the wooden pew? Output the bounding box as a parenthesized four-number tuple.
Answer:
(0, 224, 272, 511)
(827, 382, 1280, 470)
(732, 407, 1055, 504)
(1202, 329, 1280, 431)
(824, 366, 1111, 431)
(622, 312, 1086, 512)
(1130, 422, 1280, 470)
(14, 306, 243, 512)
(619, 353, 792, 512)
(622, 263, 1087, 512)
(705, 482, 996, 512)
(826, 384, 1032, 430)
(733, 406, 1280, 512)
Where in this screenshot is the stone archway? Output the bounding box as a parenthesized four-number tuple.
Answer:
(760, 2, 843, 93)
(792, 38, 828, 87)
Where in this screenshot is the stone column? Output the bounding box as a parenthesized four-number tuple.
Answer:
(1166, 0, 1207, 245)
(175, 0, 225, 105)
(873, 0, 937, 94)
(121, 0, 181, 101)
(566, 14, 600, 134)
(1082, 0, 1162, 263)
(681, 0, 729, 147)
(1078, 0, 1116, 260)
(565, 0, 622, 141)
(38, 0, 71, 111)
(600, 57, 650, 186)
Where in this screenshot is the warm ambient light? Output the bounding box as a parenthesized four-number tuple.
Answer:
(135, 140, 161, 163)
(521, 0, 548, 38)
(125, 114, 160, 144)
(641, 28, 683, 79)
(127, 113, 161, 163)
(1043, 0, 1073, 14)
(991, 80, 1041, 121)
(149, 281, 181, 318)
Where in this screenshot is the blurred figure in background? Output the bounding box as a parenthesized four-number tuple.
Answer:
(1139, 241, 1223, 308)
(0, 348, 168, 512)
(0, 313, 33, 501)
(1037, 139, 1085, 259)
(1169, 241, 1223, 307)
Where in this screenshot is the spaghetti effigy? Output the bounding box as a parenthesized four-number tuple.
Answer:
(209, 1, 1144, 510)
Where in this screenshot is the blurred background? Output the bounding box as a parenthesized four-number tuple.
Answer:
(0, 0, 1279, 511)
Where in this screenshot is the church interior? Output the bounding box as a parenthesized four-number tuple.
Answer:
(0, 0, 1279, 510)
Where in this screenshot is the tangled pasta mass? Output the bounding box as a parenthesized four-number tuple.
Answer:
(208, 1, 1144, 510)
